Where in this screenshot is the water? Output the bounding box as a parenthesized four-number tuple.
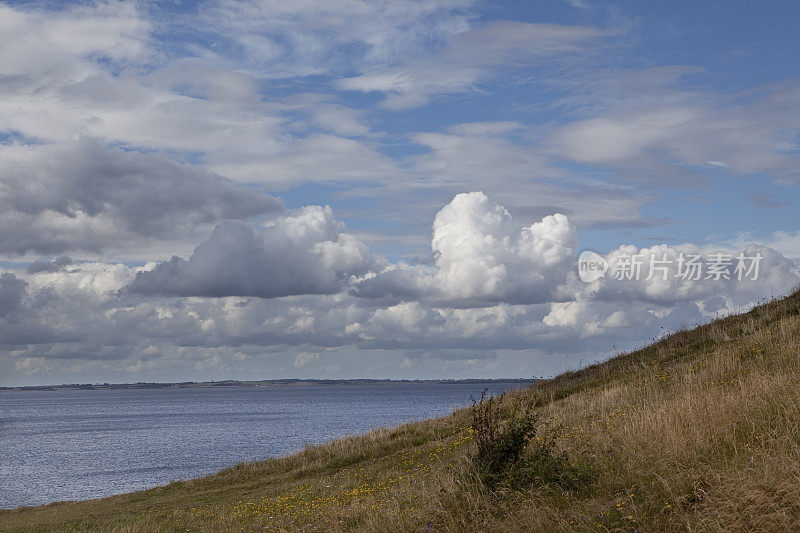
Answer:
(0, 381, 527, 509)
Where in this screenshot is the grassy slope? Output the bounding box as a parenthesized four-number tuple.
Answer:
(4, 290, 800, 532)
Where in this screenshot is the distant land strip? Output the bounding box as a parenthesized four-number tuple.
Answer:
(0, 378, 535, 392)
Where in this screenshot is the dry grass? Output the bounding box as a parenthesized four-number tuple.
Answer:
(4, 289, 800, 532)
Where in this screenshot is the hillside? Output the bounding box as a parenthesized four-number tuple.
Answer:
(3, 290, 800, 532)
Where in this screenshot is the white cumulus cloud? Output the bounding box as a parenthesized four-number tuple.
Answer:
(353, 191, 577, 305)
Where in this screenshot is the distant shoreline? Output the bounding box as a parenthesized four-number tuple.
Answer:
(0, 378, 535, 392)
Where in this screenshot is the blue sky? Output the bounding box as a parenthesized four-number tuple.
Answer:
(0, 0, 798, 386)
(176, 0, 800, 260)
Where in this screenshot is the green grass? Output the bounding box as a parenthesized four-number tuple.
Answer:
(4, 289, 800, 531)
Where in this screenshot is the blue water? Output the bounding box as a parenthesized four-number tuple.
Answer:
(0, 381, 527, 509)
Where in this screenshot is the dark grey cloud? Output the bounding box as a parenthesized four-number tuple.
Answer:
(128, 206, 381, 298)
(0, 273, 26, 318)
(27, 256, 75, 274)
(0, 140, 282, 255)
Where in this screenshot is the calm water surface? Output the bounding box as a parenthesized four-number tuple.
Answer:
(0, 382, 526, 509)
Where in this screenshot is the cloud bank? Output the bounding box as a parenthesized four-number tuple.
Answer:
(129, 206, 379, 298)
(3, 192, 796, 385)
(0, 141, 282, 256)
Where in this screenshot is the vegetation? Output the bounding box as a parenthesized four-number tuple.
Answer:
(4, 289, 800, 532)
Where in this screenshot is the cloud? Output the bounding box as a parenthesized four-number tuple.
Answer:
(0, 1, 402, 195)
(743, 191, 788, 208)
(353, 192, 577, 305)
(405, 122, 663, 229)
(1, 222, 798, 384)
(283, 94, 370, 138)
(0, 269, 103, 349)
(0, 273, 26, 318)
(338, 21, 609, 109)
(293, 352, 320, 368)
(27, 256, 76, 274)
(201, 0, 475, 77)
(757, 230, 800, 260)
(128, 206, 380, 298)
(562, 0, 590, 10)
(0, 140, 282, 256)
(0, 1, 155, 143)
(345, 301, 533, 350)
(549, 77, 800, 183)
(206, 133, 402, 186)
(0, 1, 151, 74)
(572, 243, 800, 314)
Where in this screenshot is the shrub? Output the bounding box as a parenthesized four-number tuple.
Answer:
(470, 391, 591, 491)
(471, 390, 536, 488)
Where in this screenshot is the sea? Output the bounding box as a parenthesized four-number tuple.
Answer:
(0, 381, 528, 509)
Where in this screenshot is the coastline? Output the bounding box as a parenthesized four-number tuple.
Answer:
(0, 378, 534, 392)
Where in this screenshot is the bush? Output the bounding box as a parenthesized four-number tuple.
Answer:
(470, 391, 590, 491)
(471, 390, 536, 488)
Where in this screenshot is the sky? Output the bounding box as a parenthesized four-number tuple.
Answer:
(1, 0, 799, 386)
